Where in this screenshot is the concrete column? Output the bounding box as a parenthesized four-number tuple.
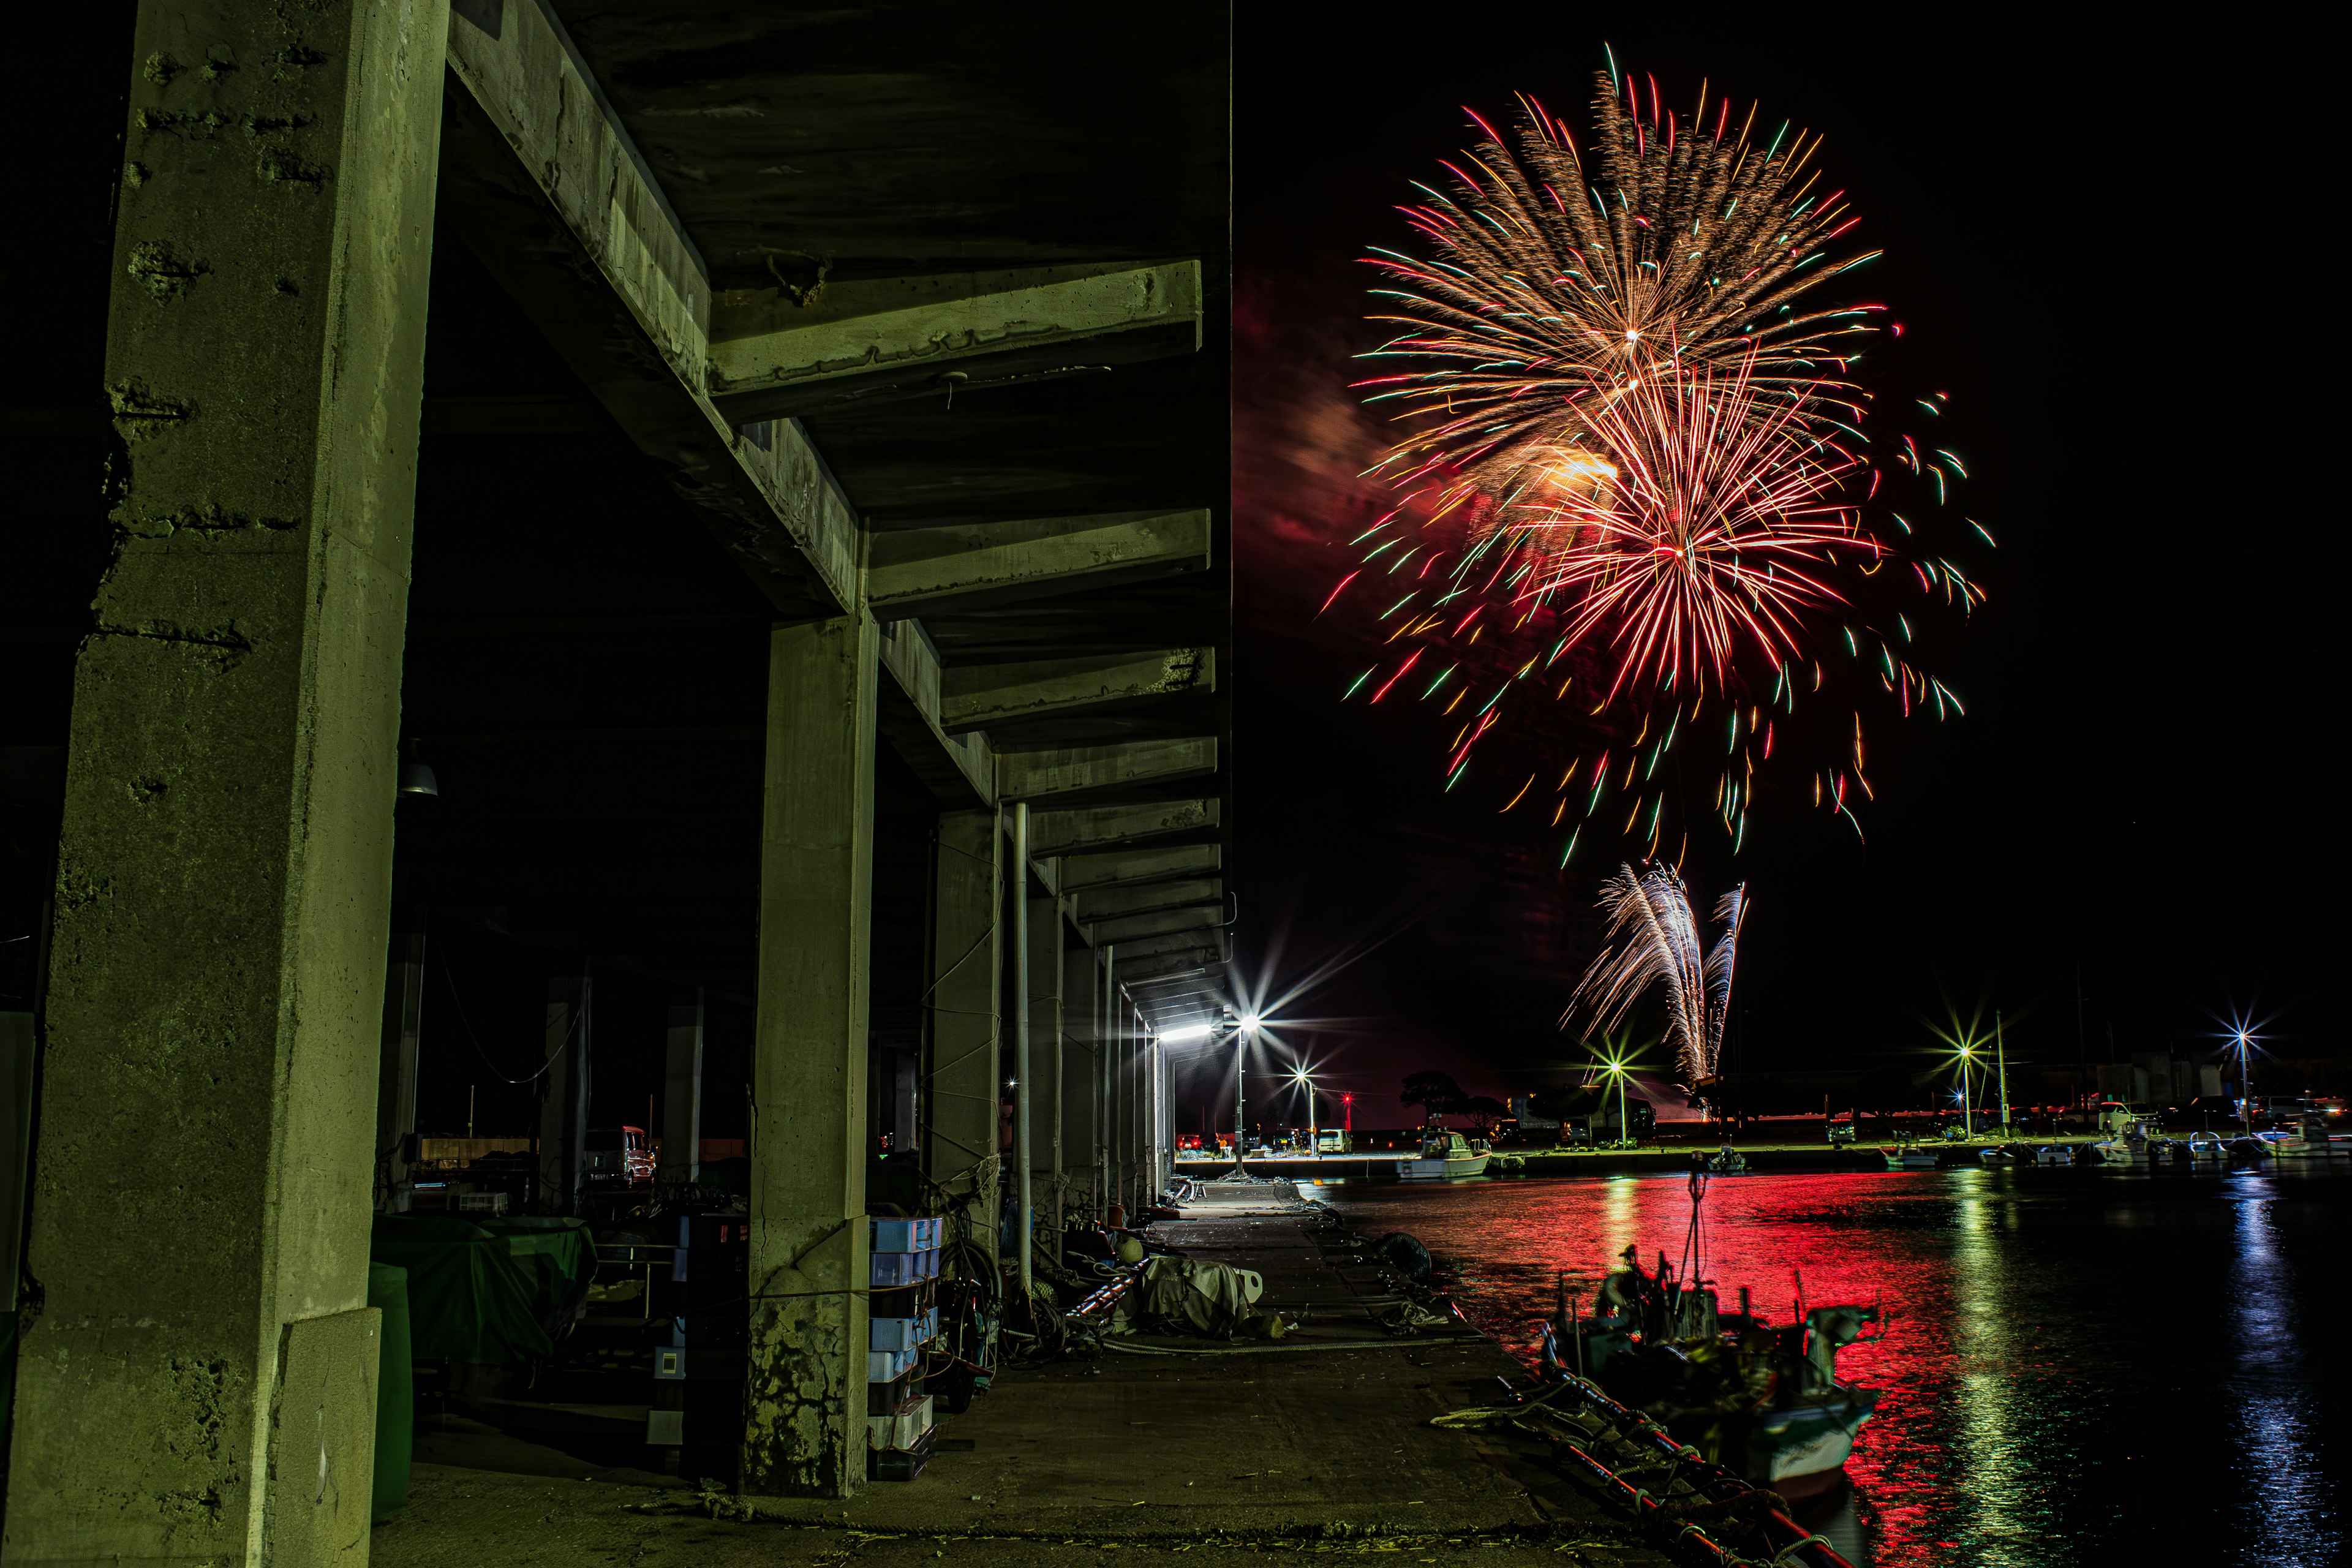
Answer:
(377, 932, 427, 1212)
(537, 970, 594, 1215)
(1026, 895, 1063, 1249)
(743, 614, 878, 1498)
(660, 988, 705, 1185)
(1060, 934, 1098, 1232)
(925, 810, 1000, 1259)
(2, 2, 444, 1560)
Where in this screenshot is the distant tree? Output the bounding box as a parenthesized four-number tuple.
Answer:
(1399, 1070, 1468, 1126)
(1460, 1096, 1510, 1137)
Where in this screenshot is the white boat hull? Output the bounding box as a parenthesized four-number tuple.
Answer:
(1398, 1153, 1489, 1180)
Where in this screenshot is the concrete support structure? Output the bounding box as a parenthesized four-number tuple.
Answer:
(1060, 932, 1099, 1231)
(941, 650, 1215, 733)
(538, 970, 594, 1215)
(1027, 895, 1065, 1245)
(660, 989, 706, 1185)
(925, 809, 1002, 1256)
(2, 1, 444, 1558)
(709, 262, 1204, 421)
(378, 933, 428, 1212)
(743, 616, 878, 1498)
(870, 512, 1212, 618)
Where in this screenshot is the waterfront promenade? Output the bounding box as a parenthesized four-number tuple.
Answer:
(371, 1185, 1670, 1568)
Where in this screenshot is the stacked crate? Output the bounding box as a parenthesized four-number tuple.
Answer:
(867, 1216, 942, 1480)
(648, 1212, 748, 1468)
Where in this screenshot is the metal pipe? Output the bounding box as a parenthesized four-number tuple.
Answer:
(1012, 801, 1033, 1297)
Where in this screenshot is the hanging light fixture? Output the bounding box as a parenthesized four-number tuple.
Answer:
(398, 738, 438, 797)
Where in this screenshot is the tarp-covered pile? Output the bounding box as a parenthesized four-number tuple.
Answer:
(370, 1215, 597, 1363)
(1112, 1255, 1280, 1338)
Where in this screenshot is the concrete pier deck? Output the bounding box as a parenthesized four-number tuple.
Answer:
(371, 1184, 1670, 1568)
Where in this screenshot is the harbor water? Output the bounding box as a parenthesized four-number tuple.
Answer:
(1320, 1163, 2345, 1568)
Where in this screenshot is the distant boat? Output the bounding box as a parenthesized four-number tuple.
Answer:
(1399, 1130, 1490, 1180)
(2034, 1145, 2077, 1167)
(1880, 1145, 1939, 1170)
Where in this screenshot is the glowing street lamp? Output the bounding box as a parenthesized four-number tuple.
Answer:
(1289, 1060, 1317, 1160)
(1956, 1043, 1976, 1139)
(1231, 1014, 1261, 1171)
(1592, 1042, 1640, 1148)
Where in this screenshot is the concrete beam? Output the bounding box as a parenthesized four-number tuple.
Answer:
(941, 649, 1213, 733)
(1113, 929, 1229, 963)
(1069, 877, 1221, 924)
(1088, 903, 1223, 947)
(1119, 952, 1227, 986)
(709, 262, 1204, 421)
(1051, 843, 1221, 892)
(867, 510, 1210, 617)
(876, 619, 993, 807)
(995, 737, 1216, 802)
(1027, 799, 1218, 857)
(440, 0, 858, 613)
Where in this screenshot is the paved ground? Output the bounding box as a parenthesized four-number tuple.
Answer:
(372, 1183, 1670, 1566)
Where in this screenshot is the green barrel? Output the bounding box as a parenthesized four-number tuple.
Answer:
(368, 1262, 413, 1520)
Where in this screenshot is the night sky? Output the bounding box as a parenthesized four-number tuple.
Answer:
(1201, 7, 2334, 1128)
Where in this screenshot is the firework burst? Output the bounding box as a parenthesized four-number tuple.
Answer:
(1335, 55, 1985, 857)
(1567, 862, 1744, 1085)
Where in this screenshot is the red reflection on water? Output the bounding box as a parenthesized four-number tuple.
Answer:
(1324, 1171, 2005, 1568)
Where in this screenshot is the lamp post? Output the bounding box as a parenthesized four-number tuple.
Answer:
(2236, 1028, 2253, 1136)
(1291, 1062, 1317, 1161)
(1958, 1045, 1975, 1139)
(1594, 1046, 1635, 1148)
(1996, 1011, 2011, 1139)
(1231, 1014, 1261, 1172)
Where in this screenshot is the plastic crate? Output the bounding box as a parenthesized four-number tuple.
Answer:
(866, 1424, 936, 1482)
(869, 1248, 939, 1288)
(869, 1308, 937, 1352)
(870, 1217, 943, 1253)
(866, 1393, 934, 1452)
(866, 1343, 919, 1383)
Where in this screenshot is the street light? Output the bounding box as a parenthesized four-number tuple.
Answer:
(1289, 1060, 1317, 1161)
(2235, 1025, 2254, 1136)
(1231, 1014, 1259, 1172)
(1957, 1044, 1975, 1139)
(1592, 1042, 1640, 1148)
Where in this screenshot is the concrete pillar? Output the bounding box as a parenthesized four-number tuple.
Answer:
(1060, 934, 1098, 1231)
(742, 614, 877, 1498)
(925, 810, 1000, 1258)
(660, 987, 705, 1185)
(537, 970, 593, 1215)
(2, 2, 444, 1560)
(1026, 895, 1063, 1248)
(377, 932, 427, 1212)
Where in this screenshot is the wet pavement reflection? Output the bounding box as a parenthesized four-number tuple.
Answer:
(1320, 1162, 2346, 1567)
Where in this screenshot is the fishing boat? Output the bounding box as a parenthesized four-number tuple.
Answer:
(2034, 1144, 2076, 1166)
(1547, 1174, 1881, 1493)
(1880, 1144, 1939, 1170)
(2184, 1133, 2226, 1163)
(1398, 1129, 1489, 1180)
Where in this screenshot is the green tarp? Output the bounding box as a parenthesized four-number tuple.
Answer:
(369, 1215, 597, 1364)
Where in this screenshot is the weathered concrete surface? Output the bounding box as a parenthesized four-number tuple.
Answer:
(941, 650, 1215, 734)
(743, 617, 879, 1498)
(995, 739, 1218, 803)
(868, 510, 1212, 619)
(709, 262, 1204, 421)
(1026, 801, 1219, 857)
(1052, 843, 1221, 891)
(4, 0, 445, 1561)
(370, 1191, 1670, 1567)
(440, 0, 861, 616)
(925, 810, 1001, 1259)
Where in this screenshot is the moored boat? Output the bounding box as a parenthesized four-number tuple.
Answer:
(1547, 1176, 1882, 1490)
(1880, 1144, 1940, 1170)
(1399, 1129, 1490, 1180)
